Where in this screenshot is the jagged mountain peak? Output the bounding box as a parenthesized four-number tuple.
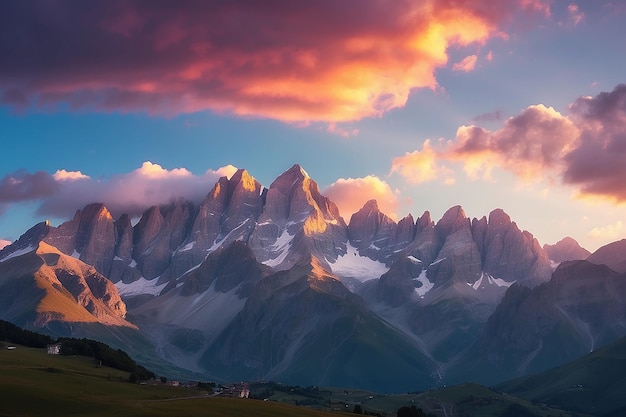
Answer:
(229, 168, 261, 193)
(0, 221, 50, 261)
(487, 208, 511, 226)
(543, 236, 591, 265)
(81, 202, 113, 222)
(436, 205, 468, 237)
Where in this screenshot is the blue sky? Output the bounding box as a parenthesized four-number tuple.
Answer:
(1, 1, 625, 252)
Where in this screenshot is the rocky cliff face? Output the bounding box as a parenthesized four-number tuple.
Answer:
(452, 260, 626, 385)
(248, 164, 347, 270)
(0, 236, 134, 329)
(543, 236, 591, 265)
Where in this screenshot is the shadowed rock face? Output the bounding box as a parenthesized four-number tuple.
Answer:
(586, 239, 626, 273)
(543, 236, 591, 265)
(452, 260, 626, 385)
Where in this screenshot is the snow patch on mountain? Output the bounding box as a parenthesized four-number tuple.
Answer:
(329, 243, 389, 282)
(178, 241, 195, 252)
(0, 245, 35, 263)
(71, 250, 81, 259)
(115, 277, 168, 297)
(468, 272, 514, 290)
(413, 270, 434, 297)
(263, 228, 295, 268)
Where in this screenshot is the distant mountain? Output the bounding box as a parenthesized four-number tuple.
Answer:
(587, 239, 626, 274)
(498, 334, 626, 416)
(451, 260, 626, 385)
(543, 237, 591, 266)
(3, 163, 624, 393)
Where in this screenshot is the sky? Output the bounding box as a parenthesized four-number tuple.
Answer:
(1, 0, 625, 253)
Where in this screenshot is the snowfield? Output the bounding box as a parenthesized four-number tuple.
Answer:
(115, 277, 168, 297)
(330, 243, 389, 282)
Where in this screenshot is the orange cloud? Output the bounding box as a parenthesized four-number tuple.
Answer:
(390, 139, 455, 184)
(452, 55, 478, 72)
(53, 169, 90, 181)
(323, 176, 400, 220)
(0, 1, 550, 122)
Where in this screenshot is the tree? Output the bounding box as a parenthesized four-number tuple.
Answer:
(397, 405, 424, 417)
(353, 404, 363, 414)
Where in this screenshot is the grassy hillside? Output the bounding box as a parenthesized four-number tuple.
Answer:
(0, 346, 345, 417)
(497, 336, 626, 416)
(249, 381, 590, 417)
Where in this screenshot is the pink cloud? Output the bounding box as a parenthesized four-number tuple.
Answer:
(450, 104, 579, 181)
(567, 4, 584, 26)
(390, 139, 455, 185)
(0, 239, 11, 250)
(0, 162, 237, 220)
(452, 55, 478, 72)
(323, 176, 400, 220)
(391, 84, 626, 204)
(0, 171, 59, 203)
(0, 1, 549, 122)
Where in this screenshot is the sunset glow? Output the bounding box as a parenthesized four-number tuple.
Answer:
(1, 1, 625, 252)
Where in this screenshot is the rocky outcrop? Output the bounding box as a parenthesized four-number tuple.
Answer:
(348, 199, 397, 261)
(543, 236, 591, 265)
(44, 203, 117, 277)
(133, 200, 194, 280)
(0, 237, 134, 329)
(475, 209, 552, 286)
(248, 164, 347, 269)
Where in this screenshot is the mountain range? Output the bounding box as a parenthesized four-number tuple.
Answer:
(1, 164, 625, 392)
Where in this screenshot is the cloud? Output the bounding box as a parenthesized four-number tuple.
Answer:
(472, 110, 502, 122)
(452, 55, 478, 72)
(391, 84, 626, 204)
(323, 176, 400, 220)
(567, 4, 584, 26)
(562, 84, 626, 202)
(0, 162, 237, 220)
(588, 221, 625, 241)
(0, 239, 11, 250)
(391, 139, 455, 184)
(53, 169, 90, 181)
(0, 171, 59, 203)
(0, 1, 549, 123)
(449, 104, 579, 181)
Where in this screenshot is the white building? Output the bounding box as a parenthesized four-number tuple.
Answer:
(47, 343, 61, 355)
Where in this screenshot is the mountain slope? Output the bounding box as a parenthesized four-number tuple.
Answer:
(0, 225, 134, 330)
(498, 335, 626, 416)
(451, 260, 626, 385)
(199, 257, 436, 392)
(586, 239, 626, 274)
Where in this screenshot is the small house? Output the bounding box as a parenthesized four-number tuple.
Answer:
(47, 343, 61, 355)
